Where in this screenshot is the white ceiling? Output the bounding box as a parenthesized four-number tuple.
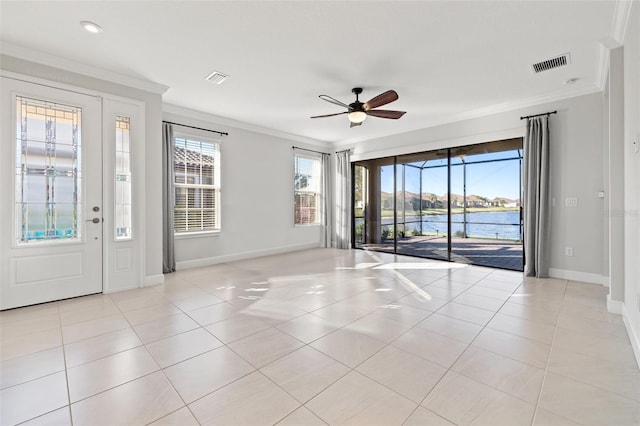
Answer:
(0, 1, 620, 145)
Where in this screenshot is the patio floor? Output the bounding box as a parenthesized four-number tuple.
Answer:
(359, 235, 523, 271)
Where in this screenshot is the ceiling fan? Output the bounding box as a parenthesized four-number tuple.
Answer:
(311, 87, 406, 127)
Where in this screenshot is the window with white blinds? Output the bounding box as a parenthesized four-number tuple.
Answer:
(294, 153, 321, 225)
(173, 135, 220, 233)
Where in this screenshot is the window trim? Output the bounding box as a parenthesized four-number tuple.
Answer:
(174, 229, 221, 239)
(172, 131, 221, 235)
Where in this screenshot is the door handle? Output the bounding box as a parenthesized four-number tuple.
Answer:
(86, 218, 101, 223)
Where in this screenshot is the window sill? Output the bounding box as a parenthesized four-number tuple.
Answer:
(295, 223, 322, 228)
(175, 230, 221, 240)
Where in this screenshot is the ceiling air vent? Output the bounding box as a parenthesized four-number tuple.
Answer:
(205, 71, 229, 84)
(530, 53, 571, 73)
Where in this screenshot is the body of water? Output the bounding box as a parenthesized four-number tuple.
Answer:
(376, 211, 522, 240)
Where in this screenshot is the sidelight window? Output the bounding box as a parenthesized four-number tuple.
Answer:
(115, 116, 132, 239)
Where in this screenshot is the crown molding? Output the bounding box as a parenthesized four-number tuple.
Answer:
(436, 85, 601, 124)
(593, 0, 634, 93)
(167, 83, 599, 151)
(332, 84, 601, 150)
(0, 42, 169, 95)
(595, 42, 610, 91)
(163, 103, 329, 148)
(612, 0, 634, 44)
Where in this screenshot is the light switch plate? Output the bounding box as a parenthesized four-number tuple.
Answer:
(565, 197, 578, 207)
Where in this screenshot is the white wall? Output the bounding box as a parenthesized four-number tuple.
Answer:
(0, 55, 165, 285)
(346, 92, 605, 283)
(0, 55, 328, 283)
(163, 106, 329, 269)
(622, 1, 640, 366)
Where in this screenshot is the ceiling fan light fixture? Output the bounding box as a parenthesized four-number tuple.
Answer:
(348, 111, 367, 123)
(312, 88, 404, 126)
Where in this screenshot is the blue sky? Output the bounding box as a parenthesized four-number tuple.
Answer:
(381, 152, 521, 200)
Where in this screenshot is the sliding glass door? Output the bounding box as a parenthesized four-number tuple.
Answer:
(450, 143, 523, 269)
(353, 139, 523, 271)
(393, 150, 450, 260)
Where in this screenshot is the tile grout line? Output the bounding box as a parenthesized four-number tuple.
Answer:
(10, 303, 73, 426)
(529, 278, 568, 426)
(5, 249, 631, 425)
(63, 292, 219, 424)
(108, 292, 202, 426)
(57, 302, 77, 426)
(401, 268, 529, 424)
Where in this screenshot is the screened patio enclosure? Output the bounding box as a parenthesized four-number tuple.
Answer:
(353, 138, 524, 271)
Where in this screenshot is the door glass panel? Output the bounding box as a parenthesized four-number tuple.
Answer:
(15, 96, 82, 243)
(449, 151, 467, 263)
(414, 150, 449, 261)
(394, 162, 405, 252)
(396, 162, 420, 256)
(353, 165, 367, 246)
(450, 143, 523, 269)
(115, 116, 132, 239)
(379, 164, 395, 253)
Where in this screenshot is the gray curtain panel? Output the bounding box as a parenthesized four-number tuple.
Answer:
(523, 116, 550, 277)
(335, 150, 352, 249)
(321, 152, 333, 248)
(162, 123, 176, 273)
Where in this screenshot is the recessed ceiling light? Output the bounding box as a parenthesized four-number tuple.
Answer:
(80, 21, 103, 34)
(563, 77, 579, 85)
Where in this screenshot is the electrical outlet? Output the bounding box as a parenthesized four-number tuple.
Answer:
(565, 247, 574, 256)
(565, 197, 578, 207)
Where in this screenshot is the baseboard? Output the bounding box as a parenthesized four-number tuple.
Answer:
(143, 274, 165, 286)
(607, 293, 624, 315)
(548, 268, 606, 285)
(622, 303, 640, 370)
(103, 284, 139, 294)
(175, 243, 321, 270)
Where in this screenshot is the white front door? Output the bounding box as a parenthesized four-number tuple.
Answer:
(0, 77, 103, 310)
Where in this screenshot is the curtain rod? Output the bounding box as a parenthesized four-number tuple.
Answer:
(335, 148, 353, 154)
(163, 121, 228, 136)
(520, 110, 557, 120)
(292, 146, 330, 155)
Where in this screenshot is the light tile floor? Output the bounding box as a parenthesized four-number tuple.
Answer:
(1, 248, 639, 425)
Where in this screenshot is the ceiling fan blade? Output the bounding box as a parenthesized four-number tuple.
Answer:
(366, 109, 406, 119)
(310, 111, 349, 119)
(350, 121, 363, 128)
(319, 95, 350, 109)
(364, 90, 398, 110)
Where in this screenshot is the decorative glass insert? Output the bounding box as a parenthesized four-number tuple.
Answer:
(115, 116, 132, 240)
(15, 96, 82, 243)
(173, 136, 220, 233)
(294, 154, 321, 225)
